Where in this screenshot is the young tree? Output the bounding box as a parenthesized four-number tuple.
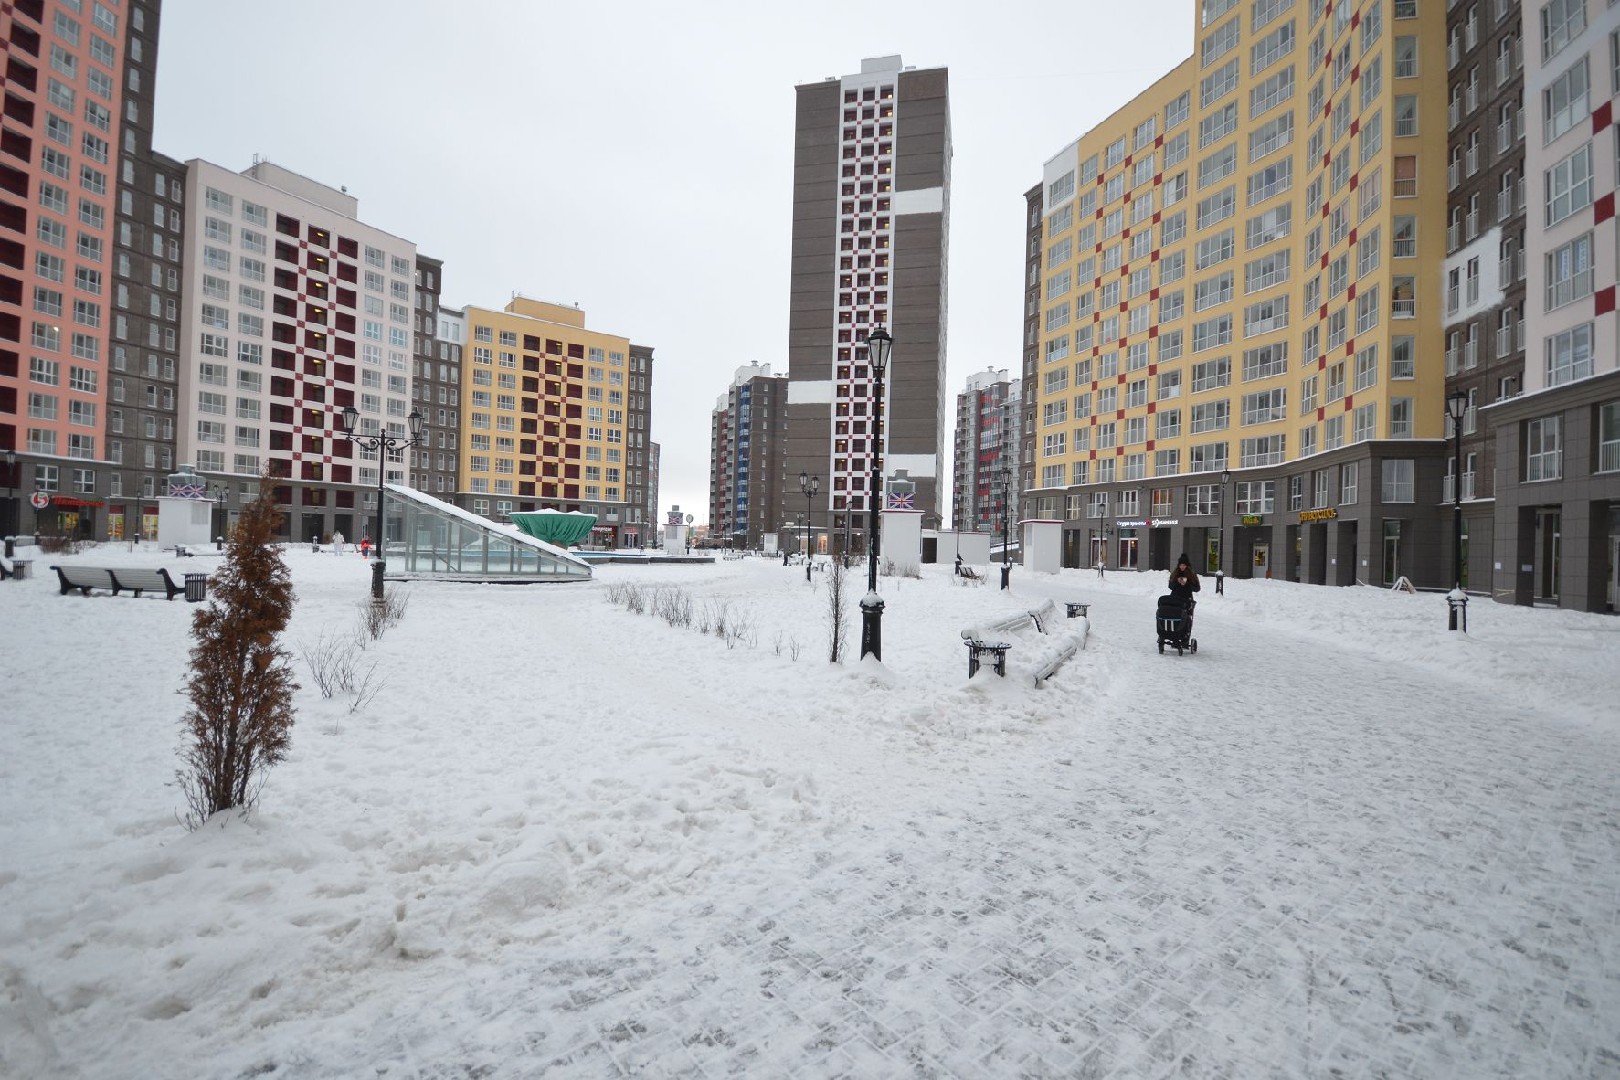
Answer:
(176, 478, 298, 825)
(826, 557, 850, 663)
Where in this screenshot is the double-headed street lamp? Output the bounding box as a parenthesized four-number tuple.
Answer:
(1446, 389, 1469, 631)
(798, 471, 820, 582)
(340, 405, 424, 600)
(860, 326, 893, 661)
(1217, 466, 1231, 594)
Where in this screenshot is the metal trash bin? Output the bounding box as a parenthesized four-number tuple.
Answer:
(10, 559, 32, 580)
(184, 572, 208, 603)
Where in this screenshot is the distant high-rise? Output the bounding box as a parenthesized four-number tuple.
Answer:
(783, 55, 951, 549)
(455, 298, 653, 547)
(952, 368, 1019, 533)
(1, 0, 133, 539)
(175, 160, 417, 545)
(411, 255, 458, 502)
(709, 363, 787, 549)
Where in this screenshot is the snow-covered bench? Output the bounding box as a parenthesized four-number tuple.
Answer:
(960, 599, 1086, 685)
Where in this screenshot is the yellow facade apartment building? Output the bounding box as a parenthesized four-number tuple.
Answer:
(1033, 0, 1453, 587)
(457, 298, 635, 545)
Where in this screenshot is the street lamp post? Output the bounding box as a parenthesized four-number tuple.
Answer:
(799, 471, 820, 582)
(1217, 467, 1231, 595)
(860, 327, 893, 661)
(1446, 390, 1469, 631)
(210, 483, 229, 550)
(340, 406, 424, 601)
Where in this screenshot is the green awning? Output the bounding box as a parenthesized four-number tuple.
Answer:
(510, 510, 597, 547)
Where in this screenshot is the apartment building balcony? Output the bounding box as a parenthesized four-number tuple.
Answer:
(1448, 161, 1461, 191)
(1498, 251, 1524, 284)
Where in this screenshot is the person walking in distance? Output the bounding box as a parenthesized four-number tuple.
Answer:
(360, 534, 371, 560)
(332, 530, 345, 555)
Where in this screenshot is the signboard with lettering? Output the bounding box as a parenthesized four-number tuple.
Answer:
(1241, 514, 1263, 526)
(1299, 508, 1338, 523)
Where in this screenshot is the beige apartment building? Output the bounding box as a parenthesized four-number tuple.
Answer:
(1032, 0, 1456, 586)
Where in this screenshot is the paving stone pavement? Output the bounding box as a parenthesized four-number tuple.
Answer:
(378, 600, 1620, 1079)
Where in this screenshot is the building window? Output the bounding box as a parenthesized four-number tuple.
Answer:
(1525, 417, 1562, 481)
(1545, 233, 1594, 310)
(1545, 323, 1594, 386)
(1598, 402, 1620, 474)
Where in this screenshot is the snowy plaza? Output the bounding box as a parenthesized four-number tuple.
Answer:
(1, 549, 1617, 1079)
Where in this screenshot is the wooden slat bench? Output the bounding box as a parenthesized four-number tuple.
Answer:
(52, 565, 186, 600)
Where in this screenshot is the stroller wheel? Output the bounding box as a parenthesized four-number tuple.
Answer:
(1191, 639, 1198, 654)
(1176, 644, 1184, 656)
(1158, 641, 1165, 654)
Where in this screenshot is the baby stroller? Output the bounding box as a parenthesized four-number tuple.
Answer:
(1156, 594, 1198, 655)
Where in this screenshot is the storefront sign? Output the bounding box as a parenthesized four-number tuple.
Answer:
(1241, 515, 1263, 526)
(1299, 508, 1338, 523)
(1114, 519, 1147, 529)
(1150, 518, 1179, 526)
(29, 491, 50, 509)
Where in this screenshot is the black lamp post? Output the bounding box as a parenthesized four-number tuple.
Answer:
(340, 406, 424, 600)
(860, 326, 892, 661)
(799, 470, 820, 582)
(210, 483, 229, 550)
(1446, 389, 1468, 630)
(1218, 467, 1231, 594)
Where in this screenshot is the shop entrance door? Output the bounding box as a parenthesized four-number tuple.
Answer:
(1253, 541, 1270, 578)
(1382, 520, 1402, 585)
(1118, 535, 1139, 570)
(1536, 509, 1561, 601)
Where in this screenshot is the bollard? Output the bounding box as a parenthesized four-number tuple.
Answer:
(1000, 564, 1011, 590)
(216, 535, 224, 552)
(3, 536, 12, 559)
(1447, 589, 1468, 632)
(1215, 569, 1225, 595)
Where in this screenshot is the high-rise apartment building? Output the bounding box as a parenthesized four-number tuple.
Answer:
(783, 55, 951, 549)
(177, 160, 418, 545)
(456, 298, 653, 547)
(1032, 0, 1452, 582)
(709, 363, 788, 549)
(625, 344, 656, 548)
(1439, 0, 1529, 587)
(2, 0, 130, 539)
(410, 255, 458, 501)
(646, 440, 661, 546)
(106, 0, 183, 542)
(1017, 184, 1044, 526)
(1488, 0, 1618, 612)
(952, 367, 1020, 533)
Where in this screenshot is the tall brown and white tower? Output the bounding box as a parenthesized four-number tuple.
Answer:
(782, 56, 951, 549)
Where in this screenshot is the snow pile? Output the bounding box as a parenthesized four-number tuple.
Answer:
(1, 548, 1615, 1077)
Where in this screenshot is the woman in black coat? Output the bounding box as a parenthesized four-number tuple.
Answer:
(1168, 554, 1202, 603)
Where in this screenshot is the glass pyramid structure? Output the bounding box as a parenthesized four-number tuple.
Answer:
(388, 484, 592, 582)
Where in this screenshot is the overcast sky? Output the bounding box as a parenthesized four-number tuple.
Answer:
(152, 0, 1193, 524)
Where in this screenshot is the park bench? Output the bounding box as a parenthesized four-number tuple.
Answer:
(1065, 601, 1090, 619)
(51, 565, 187, 600)
(960, 598, 1086, 687)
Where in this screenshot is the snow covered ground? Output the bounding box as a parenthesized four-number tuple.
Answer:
(1, 544, 1616, 1079)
